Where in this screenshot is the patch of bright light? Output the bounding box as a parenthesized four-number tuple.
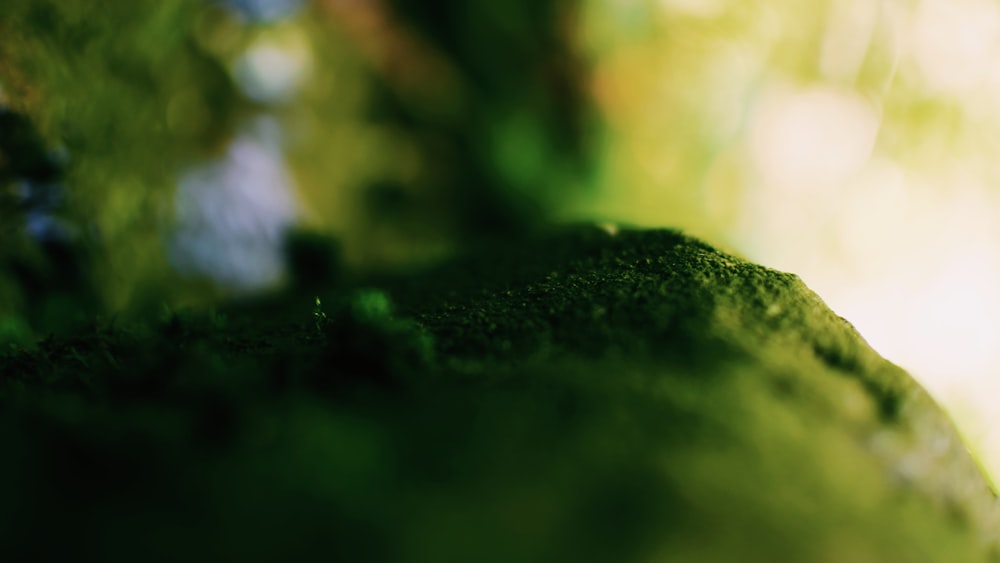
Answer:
(818, 0, 879, 82)
(749, 84, 880, 193)
(910, 254, 1000, 379)
(702, 45, 763, 143)
(233, 27, 312, 105)
(910, 0, 1000, 95)
(836, 159, 909, 266)
(168, 117, 299, 291)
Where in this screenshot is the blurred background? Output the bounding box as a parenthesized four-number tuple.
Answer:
(2, 0, 1000, 483)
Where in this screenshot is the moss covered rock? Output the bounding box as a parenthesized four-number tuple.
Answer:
(386, 225, 1000, 560)
(2, 225, 998, 562)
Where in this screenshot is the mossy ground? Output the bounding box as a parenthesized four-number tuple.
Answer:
(1, 225, 997, 562)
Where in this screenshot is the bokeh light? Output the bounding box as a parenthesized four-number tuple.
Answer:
(233, 23, 312, 104)
(168, 117, 299, 291)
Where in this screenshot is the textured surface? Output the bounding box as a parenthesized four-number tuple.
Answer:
(386, 225, 1000, 561)
(2, 225, 998, 562)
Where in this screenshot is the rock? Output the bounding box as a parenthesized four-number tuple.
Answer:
(382, 224, 1000, 562)
(2, 225, 998, 562)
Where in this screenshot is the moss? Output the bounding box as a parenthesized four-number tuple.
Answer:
(0, 225, 997, 562)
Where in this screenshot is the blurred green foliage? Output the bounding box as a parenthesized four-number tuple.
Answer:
(0, 0, 246, 334)
(1, 0, 600, 337)
(379, 0, 595, 228)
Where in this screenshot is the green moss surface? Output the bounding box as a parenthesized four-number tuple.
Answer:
(2, 225, 998, 562)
